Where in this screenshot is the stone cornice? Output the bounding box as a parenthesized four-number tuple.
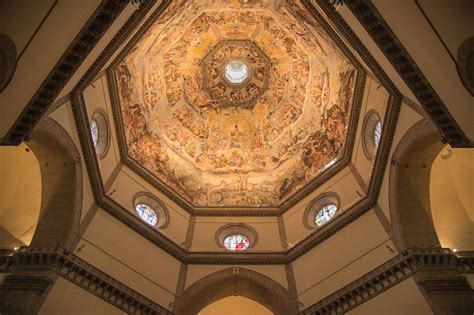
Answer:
(1, 0, 129, 146)
(300, 248, 474, 314)
(3, 247, 472, 315)
(345, 0, 472, 148)
(0, 246, 172, 315)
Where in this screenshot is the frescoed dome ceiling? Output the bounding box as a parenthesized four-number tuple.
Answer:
(112, 0, 360, 208)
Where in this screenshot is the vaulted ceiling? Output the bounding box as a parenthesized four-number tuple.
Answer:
(110, 0, 361, 209)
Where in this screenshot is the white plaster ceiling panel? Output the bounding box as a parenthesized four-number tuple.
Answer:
(78, 209, 180, 308)
(292, 210, 392, 306)
(39, 277, 126, 315)
(58, 4, 137, 101)
(373, 0, 474, 139)
(336, 4, 418, 102)
(283, 167, 364, 245)
(346, 277, 432, 315)
(108, 167, 189, 245)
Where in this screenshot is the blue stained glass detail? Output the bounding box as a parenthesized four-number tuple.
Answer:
(135, 203, 158, 226)
(223, 234, 250, 251)
(315, 204, 338, 226)
(374, 121, 382, 148)
(91, 119, 99, 149)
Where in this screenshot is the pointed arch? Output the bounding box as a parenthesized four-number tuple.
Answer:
(389, 119, 443, 249)
(174, 268, 298, 315)
(28, 116, 82, 249)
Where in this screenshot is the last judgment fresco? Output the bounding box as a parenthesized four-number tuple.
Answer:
(113, 0, 358, 207)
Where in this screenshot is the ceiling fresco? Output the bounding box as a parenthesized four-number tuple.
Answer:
(113, 0, 358, 208)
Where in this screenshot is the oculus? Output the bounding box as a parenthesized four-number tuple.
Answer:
(223, 234, 250, 251)
(90, 111, 109, 157)
(201, 40, 270, 109)
(135, 203, 158, 226)
(374, 121, 382, 149)
(112, 0, 359, 208)
(225, 60, 249, 84)
(362, 111, 382, 159)
(304, 193, 340, 229)
(133, 193, 169, 228)
(216, 223, 257, 251)
(315, 203, 338, 226)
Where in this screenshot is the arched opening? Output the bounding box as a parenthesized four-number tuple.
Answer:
(0, 142, 41, 249)
(430, 145, 474, 251)
(174, 268, 298, 315)
(199, 296, 272, 315)
(390, 119, 474, 250)
(0, 117, 82, 252)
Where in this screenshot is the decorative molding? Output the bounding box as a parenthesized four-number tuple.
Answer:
(1, 0, 129, 146)
(373, 204, 394, 240)
(285, 263, 299, 301)
(70, 202, 99, 250)
(0, 275, 53, 296)
(402, 95, 427, 118)
(300, 248, 474, 314)
(348, 162, 368, 193)
(185, 216, 196, 250)
(174, 263, 188, 298)
(0, 246, 172, 314)
(277, 215, 289, 250)
(4, 247, 471, 315)
(104, 161, 123, 191)
(46, 93, 71, 115)
(418, 277, 472, 294)
(345, 0, 472, 148)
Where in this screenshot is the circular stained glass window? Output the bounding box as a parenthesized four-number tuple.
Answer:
(362, 111, 381, 159)
(225, 60, 248, 84)
(223, 234, 250, 251)
(135, 203, 158, 226)
(315, 204, 338, 226)
(90, 111, 109, 156)
(91, 118, 99, 148)
(374, 121, 382, 148)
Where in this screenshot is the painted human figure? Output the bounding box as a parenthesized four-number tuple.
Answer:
(230, 125, 245, 148)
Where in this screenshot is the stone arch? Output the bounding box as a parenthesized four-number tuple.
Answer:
(174, 268, 299, 315)
(26, 116, 82, 249)
(456, 36, 474, 96)
(389, 119, 444, 250)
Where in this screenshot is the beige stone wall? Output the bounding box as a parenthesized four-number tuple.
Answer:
(39, 277, 125, 315)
